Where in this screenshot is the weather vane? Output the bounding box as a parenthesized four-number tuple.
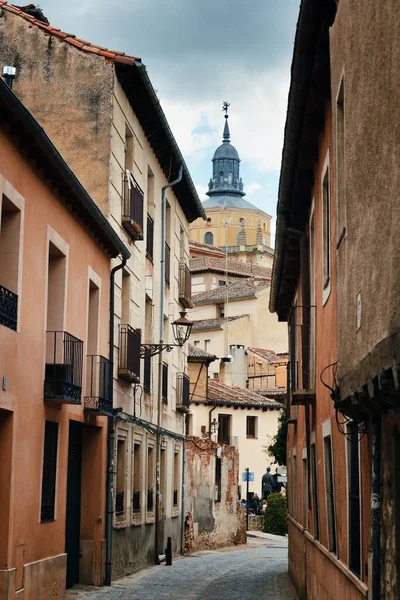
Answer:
(222, 101, 230, 117)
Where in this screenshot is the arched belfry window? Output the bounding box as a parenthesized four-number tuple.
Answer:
(204, 232, 214, 245)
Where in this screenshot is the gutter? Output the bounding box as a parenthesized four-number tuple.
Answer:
(0, 78, 130, 261)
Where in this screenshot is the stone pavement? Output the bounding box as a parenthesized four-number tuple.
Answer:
(67, 535, 298, 600)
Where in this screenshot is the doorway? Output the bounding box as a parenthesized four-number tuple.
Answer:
(65, 420, 82, 588)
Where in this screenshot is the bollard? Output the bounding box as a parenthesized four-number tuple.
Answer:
(165, 536, 172, 566)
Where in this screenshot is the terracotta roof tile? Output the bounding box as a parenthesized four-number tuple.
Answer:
(190, 256, 272, 280)
(247, 348, 288, 363)
(207, 380, 282, 409)
(0, 3, 141, 64)
(189, 239, 225, 254)
(188, 344, 217, 361)
(192, 279, 270, 305)
(191, 314, 249, 331)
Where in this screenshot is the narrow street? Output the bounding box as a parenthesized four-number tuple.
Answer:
(66, 534, 298, 600)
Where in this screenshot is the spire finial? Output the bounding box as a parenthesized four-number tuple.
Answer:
(222, 101, 231, 142)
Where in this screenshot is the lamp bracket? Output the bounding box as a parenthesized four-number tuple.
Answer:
(140, 343, 182, 358)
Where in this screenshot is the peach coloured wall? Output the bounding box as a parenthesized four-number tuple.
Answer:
(0, 130, 111, 597)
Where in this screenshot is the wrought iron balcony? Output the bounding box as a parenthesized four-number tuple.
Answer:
(178, 262, 193, 308)
(146, 214, 154, 261)
(115, 490, 124, 515)
(173, 489, 178, 507)
(162, 363, 168, 404)
(44, 331, 83, 404)
(165, 242, 170, 285)
(147, 489, 154, 512)
(143, 348, 151, 393)
(176, 372, 190, 413)
(122, 172, 144, 241)
(132, 491, 141, 512)
(118, 325, 141, 383)
(84, 355, 112, 416)
(0, 284, 18, 331)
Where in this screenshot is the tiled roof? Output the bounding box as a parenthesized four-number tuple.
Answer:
(189, 240, 225, 255)
(188, 344, 217, 361)
(189, 257, 272, 280)
(207, 381, 282, 409)
(0, 2, 140, 64)
(191, 314, 249, 331)
(251, 387, 286, 399)
(193, 279, 270, 305)
(247, 348, 288, 363)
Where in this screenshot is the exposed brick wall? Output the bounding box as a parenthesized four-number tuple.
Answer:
(185, 437, 246, 552)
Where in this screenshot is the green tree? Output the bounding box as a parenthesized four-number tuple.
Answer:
(266, 410, 287, 466)
(263, 492, 287, 536)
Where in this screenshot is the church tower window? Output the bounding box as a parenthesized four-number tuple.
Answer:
(204, 232, 213, 245)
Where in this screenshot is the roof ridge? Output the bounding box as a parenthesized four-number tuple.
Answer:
(0, 2, 141, 64)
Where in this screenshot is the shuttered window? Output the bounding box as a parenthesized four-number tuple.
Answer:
(40, 421, 59, 522)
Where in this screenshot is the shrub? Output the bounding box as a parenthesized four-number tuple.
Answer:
(263, 493, 287, 536)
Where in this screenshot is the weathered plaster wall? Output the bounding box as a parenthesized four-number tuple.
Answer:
(330, 0, 400, 397)
(185, 437, 245, 552)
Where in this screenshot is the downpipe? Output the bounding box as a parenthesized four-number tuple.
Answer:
(105, 256, 127, 586)
(155, 165, 183, 565)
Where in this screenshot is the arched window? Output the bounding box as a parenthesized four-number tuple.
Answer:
(204, 232, 214, 245)
(237, 232, 242, 245)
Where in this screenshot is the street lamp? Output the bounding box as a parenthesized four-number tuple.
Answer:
(140, 310, 193, 358)
(210, 417, 219, 437)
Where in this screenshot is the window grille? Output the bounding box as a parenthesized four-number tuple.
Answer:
(324, 436, 337, 553)
(348, 422, 361, 576)
(162, 363, 168, 404)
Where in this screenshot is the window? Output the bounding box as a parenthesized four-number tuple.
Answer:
(302, 456, 308, 529)
(204, 340, 211, 352)
(218, 414, 231, 445)
(87, 279, 100, 355)
(173, 451, 179, 507)
(193, 340, 200, 347)
(185, 413, 193, 436)
(218, 280, 226, 287)
(116, 437, 126, 516)
(40, 421, 59, 522)
(219, 306, 225, 318)
(322, 164, 331, 292)
(292, 453, 298, 520)
(213, 373, 219, 380)
(132, 442, 142, 514)
(324, 435, 337, 553)
(47, 241, 66, 331)
(246, 416, 257, 438)
(204, 232, 213, 245)
(162, 363, 168, 404)
(0, 193, 22, 331)
(310, 443, 320, 540)
(309, 210, 316, 387)
(215, 456, 222, 502)
(160, 447, 167, 511)
(207, 217, 212, 224)
(124, 124, 134, 171)
(147, 446, 155, 512)
(348, 422, 361, 577)
(336, 78, 346, 246)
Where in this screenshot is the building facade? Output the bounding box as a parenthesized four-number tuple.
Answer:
(0, 0, 205, 586)
(270, 1, 400, 599)
(0, 78, 129, 599)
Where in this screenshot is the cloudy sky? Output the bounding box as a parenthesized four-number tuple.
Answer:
(40, 0, 300, 242)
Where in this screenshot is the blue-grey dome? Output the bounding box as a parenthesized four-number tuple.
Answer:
(202, 196, 259, 210)
(213, 142, 240, 161)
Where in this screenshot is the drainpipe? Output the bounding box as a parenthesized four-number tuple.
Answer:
(180, 416, 186, 555)
(105, 256, 127, 586)
(155, 165, 183, 565)
(371, 415, 382, 600)
(209, 403, 217, 436)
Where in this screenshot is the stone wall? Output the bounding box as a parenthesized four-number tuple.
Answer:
(185, 437, 246, 552)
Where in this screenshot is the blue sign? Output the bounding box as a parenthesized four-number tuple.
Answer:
(242, 471, 255, 482)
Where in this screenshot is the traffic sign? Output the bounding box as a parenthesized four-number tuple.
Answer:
(242, 471, 254, 482)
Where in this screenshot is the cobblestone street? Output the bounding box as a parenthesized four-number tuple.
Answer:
(67, 535, 298, 600)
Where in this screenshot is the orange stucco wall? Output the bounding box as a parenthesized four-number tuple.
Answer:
(0, 130, 111, 598)
(287, 106, 370, 599)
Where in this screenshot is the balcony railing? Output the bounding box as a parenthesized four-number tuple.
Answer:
(162, 363, 168, 404)
(178, 262, 192, 308)
(143, 348, 151, 393)
(118, 325, 141, 383)
(0, 284, 18, 331)
(132, 491, 141, 512)
(289, 305, 316, 405)
(165, 242, 170, 285)
(176, 372, 190, 413)
(122, 171, 144, 241)
(147, 489, 154, 512)
(146, 214, 154, 261)
(84, 355, 112, 416)
(173, 489, 178, 507)
(115, 491, 124, 515)
(44, 331, 83, 404)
